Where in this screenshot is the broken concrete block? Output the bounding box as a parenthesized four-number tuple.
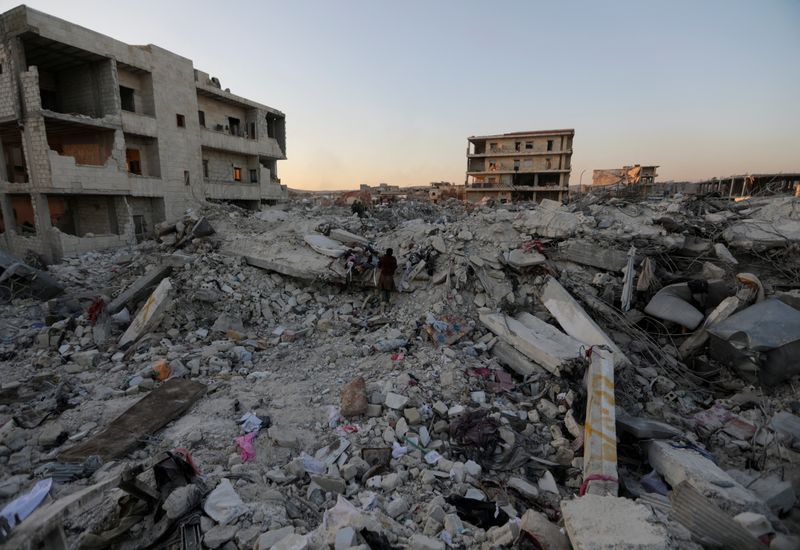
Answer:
(191, 217, 215, 238)
(508, 477, 539, 499)
(203, 524, 237, 549)
(733, 512, 773, 540)
(518, 203, 583, 239)
(203, 478, 246, 525)
(38, 422, 66, 448)
(211, 313, 245, 336)
(71, 350, 100, 369)
(519, 509, 570, 550)
(491, 340, 546, 378)
(334, 526, 357, 549)
(554, 240, 630, 272)
(645, 440, 764, 514)
(480, 311, 582, 375)
(561, 494, 668, 550)
(410, 534, 445, 550)
(403, 407, 421, 425)
(119, 278, 174, 348)
(678, 296, 740, 358)
(271, 533, 308, 550)
(107, 265, 172, 314)
(329, 228, 369, 247)
(268, 426, 300, 449)
(714, 242, 739, 265)
(488, 521, 520, 546)
(163, 484, 203, 519)
(255, 526, 295, 550)
(385, 497, 408, 518)
(310, 474, 346, 494)
(384, 392, 409, 410)
(749, 475, 796, 514)
(504, 248, 546, 269)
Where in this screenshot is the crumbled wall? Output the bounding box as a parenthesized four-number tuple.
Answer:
(0, 43, 16, 119)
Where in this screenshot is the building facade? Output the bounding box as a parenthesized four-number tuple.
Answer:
(465, 129, 574, 204)
(0, 6, 287, 262)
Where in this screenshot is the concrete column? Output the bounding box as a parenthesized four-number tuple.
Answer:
(0, 141, 7, 181)
(30, 192, 59, 262)
(0, 193, 16, 232)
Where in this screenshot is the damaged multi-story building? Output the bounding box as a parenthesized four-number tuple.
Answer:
(0, 6, 287, 262)
(592, 164, 659, 189)
(465, 129, 574, 204)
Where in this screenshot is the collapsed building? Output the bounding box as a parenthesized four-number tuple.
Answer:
(465, 129, 574, 204)
(1, 188, 799, 549)
(592, 164, 659, 188)
(0, 5, 287, 263)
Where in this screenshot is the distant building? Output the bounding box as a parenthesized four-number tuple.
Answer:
(592, 165, 659, 188)
(465, 129, 574, 203)
(428, 181, 462, 203)
(360, 183, 403, 203)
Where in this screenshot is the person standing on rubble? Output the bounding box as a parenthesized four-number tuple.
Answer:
(377, 248, 398, 312)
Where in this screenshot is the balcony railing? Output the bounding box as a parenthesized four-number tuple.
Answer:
(202, 125, 255, 140)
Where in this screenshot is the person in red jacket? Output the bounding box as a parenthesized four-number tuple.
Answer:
(377, 248, 398, 311)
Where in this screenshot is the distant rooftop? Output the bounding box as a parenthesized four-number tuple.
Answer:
(469, 129, 574, 140)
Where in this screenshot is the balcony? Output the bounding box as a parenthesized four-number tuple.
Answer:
(466, 168, 571, 175)
(204, 179, 261, 201)
(468, 148, 572, 158)
(121, 111, 157, 137)
(47, 150, 162, 195)
(200, 128, 284, 158)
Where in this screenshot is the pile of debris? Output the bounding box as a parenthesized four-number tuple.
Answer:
(0, 193, 799, 549)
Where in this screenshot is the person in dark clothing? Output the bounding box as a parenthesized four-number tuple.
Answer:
(377, 248, 398, 310)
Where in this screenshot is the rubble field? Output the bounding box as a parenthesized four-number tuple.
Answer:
(1, 192, 799, 550)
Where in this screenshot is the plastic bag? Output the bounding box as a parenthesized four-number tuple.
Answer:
(235, 432, 257, 462)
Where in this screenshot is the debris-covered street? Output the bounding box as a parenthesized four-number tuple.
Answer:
(1, 192, 799, 549)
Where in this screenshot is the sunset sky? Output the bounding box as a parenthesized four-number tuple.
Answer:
(18, 0, 800, 190)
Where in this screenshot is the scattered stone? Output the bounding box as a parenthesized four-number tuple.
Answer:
(385, 497, 409, 518)
(268, 426, 300, 449)
(410, 534, 445, 550)
(334, 526, 357, 549)
(256, 526, 295, 550)
(385, 392, 409, 410)
(203, 524, 238, 549)
(163, 484, 203, 519)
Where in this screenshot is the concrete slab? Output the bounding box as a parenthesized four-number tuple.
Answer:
(561, 494, 668, 549)
(480, 311, 582, 375)
(107, 265, 172, 314)
(645, 440, 765, 515)
(540, 276, 625, 365)
(119, 277, 174, 347)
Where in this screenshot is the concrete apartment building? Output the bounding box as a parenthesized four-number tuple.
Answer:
(0, 5, 287, 262)
(465, 129, 574, 204)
